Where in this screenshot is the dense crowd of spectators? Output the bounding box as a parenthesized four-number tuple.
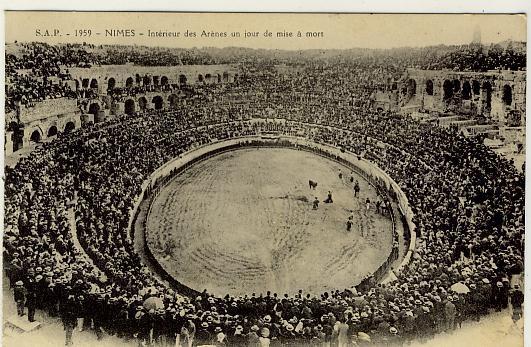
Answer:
(4, 43, 525, 347)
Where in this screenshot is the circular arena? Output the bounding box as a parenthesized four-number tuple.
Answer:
(145, 146, 393, 296)
(4, 38, 525, 347)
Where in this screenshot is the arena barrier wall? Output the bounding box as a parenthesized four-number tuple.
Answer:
(130, 133, 413, 295)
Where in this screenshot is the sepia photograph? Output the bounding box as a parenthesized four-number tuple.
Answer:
(1, 9, 527, 347)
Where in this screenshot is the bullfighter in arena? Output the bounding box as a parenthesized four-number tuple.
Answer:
(324, 191, 333, 203)
(346, 217, 353, 232)
(313, 197, 320, 209)
(354, 180, 360, 197)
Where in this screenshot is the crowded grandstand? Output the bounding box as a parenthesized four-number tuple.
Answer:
(3, 40, 526, 347)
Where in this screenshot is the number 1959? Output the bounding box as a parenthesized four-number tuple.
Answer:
(75, 29, 92, 37)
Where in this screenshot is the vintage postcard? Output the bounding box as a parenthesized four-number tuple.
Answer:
(2, 11, 527, 347)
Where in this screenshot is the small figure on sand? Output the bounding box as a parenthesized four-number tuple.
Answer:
(324, 191, 333, 204)
(313, 197, 320, 209)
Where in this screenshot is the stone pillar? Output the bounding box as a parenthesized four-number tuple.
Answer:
(5, 131, 13, 156)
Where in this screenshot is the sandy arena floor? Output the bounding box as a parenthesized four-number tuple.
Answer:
(146, 148, 393, 296)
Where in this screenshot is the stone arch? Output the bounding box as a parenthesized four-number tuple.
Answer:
(82, 78, 90, 88)
(90, 78, 98, 89)
(88, 102, 101, 115)
(482, 81, 492, 109)
(179, 74, 187, 85)
(502, 84, 513, 106)
(168, 94, 179, 109)
(472, 80, 481, 95)
(152, 95, 164, 110)
(452, 79, 461, 93)
(30, 129, 42, 143)
(425, 80, 434, 96)
(443, 80, 453, 100)
(462, 81, 472, 100)
(138, 97, 148, 111)
(64, 121, 75, 133)
(124, 99, 136, 115)
(161, 76, 169, 86)
(143, 75, 152, 86)
(406, 79, 417, 98)
(47, 125, 58, 137)
(107, 77, 116, 91)
(126, 77, 134, 88)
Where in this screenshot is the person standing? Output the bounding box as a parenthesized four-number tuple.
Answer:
(337, 318, 349, 347)
(444, 297, 456, 331)
(25, 278, 37, 323)
(365, 198, 371, 211)
(510, 284, 524, 323)
(354, 181, 360, 197)
(61, 295, 78, 347)
(346, 218, 353, 232)
(14, 281, 25, 316)
(313, 197, 320, 210)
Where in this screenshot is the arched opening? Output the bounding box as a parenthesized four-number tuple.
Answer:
(138, 97, 148, 111)
(143, 75, 152, 86)
(217, 74, 222, 83)
(90, 78, 98, 89)
(135, 74, 141, 85)
(234, 73, 239, 82)
(443, 80, 453, 100)
(124, 99, 135, 115)
(152, 95, 164, 110)
(161, 76, 169, 86)
(205, 74, 212, 83)
(452, 79, 461, 93)
(82, 78, 90, 88)
(472, 80, 481, 95)
(425, 80, 434, 96)
(222, 72, 229, 82)
(47, 125, 58, 137)
(198, 74, 204, 83)
(64, 122, 75, 133)
(482, 81, 492, 109)
(407, 79, 417, 98)
(107, 77, 116, 91)
(126, 77, 134, 88)
(502, 85, 513, 106)
(462, 81, 472, 100)
(30, 130, 41, 143)
(153, 76, 160, 86)
(88, 103, 100, 115)
(168, 94, 179, 109)
(179, 74, 187, 85)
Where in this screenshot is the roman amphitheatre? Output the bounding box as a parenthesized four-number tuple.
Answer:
(144, 146, 393, 296)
